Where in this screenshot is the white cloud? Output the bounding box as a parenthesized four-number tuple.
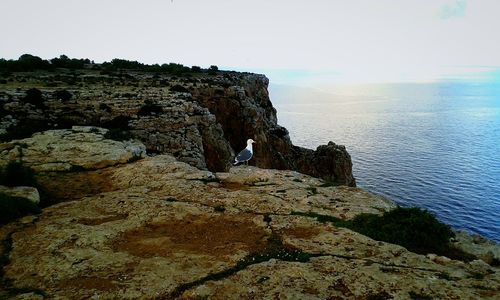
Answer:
(0, 0, 499, 84)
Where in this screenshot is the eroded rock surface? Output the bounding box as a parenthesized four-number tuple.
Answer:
(0, 70, 355, 185)
(452, 230, 500, 266)
(0, 126, 145, 172)
(0, 130, 498, 299)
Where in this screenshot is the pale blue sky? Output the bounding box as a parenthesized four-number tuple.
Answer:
(1, 0, 499, 85)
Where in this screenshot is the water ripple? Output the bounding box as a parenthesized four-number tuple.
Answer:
(273, 82, 500, 242)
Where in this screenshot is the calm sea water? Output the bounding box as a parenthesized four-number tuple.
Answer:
(270, 82, 500, 242)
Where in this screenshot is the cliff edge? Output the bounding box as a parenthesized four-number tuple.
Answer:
(0, 68, 355, 186)
(0, 128, 498, 299)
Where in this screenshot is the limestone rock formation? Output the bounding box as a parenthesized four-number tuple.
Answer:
(0, 69, 355, 185)
(293, 142, 356, 186)
(0, 126, 146, 204)
(0, 126, 145, 172)
(0, 129, 498, 299)
(452, 230, 500, 265)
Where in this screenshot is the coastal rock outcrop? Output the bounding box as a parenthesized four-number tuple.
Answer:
(452, 230, 500, 265)
(0, 69, 355, 185)
(0, 126, 145, 172)
(0, 129, 498, 299)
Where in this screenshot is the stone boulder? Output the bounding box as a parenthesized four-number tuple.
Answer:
(452, 230, 500, 265)
(0, 186, 40, 204)
(0, 126, 145, 172)
(293, 142, 356, 186)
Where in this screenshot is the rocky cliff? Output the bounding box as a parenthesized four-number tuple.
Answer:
(0, 128, 498, 299)
(0, 68, 355, 186)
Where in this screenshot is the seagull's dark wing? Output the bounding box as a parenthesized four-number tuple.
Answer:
(235, 149, 252, 162)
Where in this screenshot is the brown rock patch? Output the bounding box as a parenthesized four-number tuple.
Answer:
(219, 181, 250, 191)
(36, 169, 115, 202)
(114, 214, 268, 258)
(58, 276, 118, 291)
(282, 226, 322, 239)
(77, 214, 128, 225)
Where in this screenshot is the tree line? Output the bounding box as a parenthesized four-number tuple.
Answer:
(0, 54, 219, 75)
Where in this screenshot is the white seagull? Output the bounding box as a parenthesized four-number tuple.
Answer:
(233, 139, 256, 165)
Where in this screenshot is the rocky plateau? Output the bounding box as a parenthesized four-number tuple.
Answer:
(0, 127, 498, 299)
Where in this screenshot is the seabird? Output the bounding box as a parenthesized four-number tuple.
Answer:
(233, 139, 256, 165)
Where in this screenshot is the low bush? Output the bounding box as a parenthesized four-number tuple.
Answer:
(0, 120, 52, 142)
(22, 88, 45, 109)
(208, 65, 218, 75)
(101, 115, 131, 130)
(0, 161, 37, 187)
(104, 128, 133, 141)
(350, 207, 454, 255)
(318, 176, 338, 187)
(99, 103, 112, 112)
(54, 90, 72, 101)
(293, 207, 473, 261)
(137, 104, 163, 116)
(0, 193, 41, 224)
(170, 84, 189, 93)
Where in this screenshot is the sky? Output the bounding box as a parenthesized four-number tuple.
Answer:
(1, 0, 500, 85)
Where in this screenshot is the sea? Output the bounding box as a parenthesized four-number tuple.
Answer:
(270, 81, 500, 242)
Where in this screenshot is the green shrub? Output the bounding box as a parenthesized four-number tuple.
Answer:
(0, 119, 56, 142)
(350, 207, 454, 255)
(101, 115, 131, 130)
(170, 84, 189, 93)
(50, 54, 88, 69)
(0, 54, 203, 75)
(0, 161, 37, 187)
(0, 193, 41, 225)
(306, 186, 317, 195)
(408, 291, 432, 300)
(208, 65, 218, 75)
(291, 207, 473, 261)
(54, 89, 72, 101)
(22, 88, 45, 109)
(104, 128, 133, 141)
(99, 103, 112, 112)
(318, 176, 338, 187)
(0, 105, 6, 119)
(0, 54, 52, 72)
(137, 104, 163, 116)
(367, 291, 392, 300)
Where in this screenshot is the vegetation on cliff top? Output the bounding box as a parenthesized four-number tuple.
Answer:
(293, 207, 475, 261)
(0, 54, 219, 76)
(350, 207, 455, 255)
